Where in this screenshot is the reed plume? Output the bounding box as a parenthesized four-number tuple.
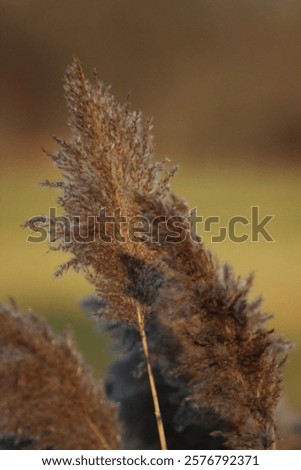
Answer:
(0, 301, 119, 449)
(46, 58, 176, 325)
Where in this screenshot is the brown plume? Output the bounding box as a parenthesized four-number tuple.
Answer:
(0, 301, 120, 449)
(44, 58, 178, 328)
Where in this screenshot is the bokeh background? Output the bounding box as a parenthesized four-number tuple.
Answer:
(1, 0, 300, 411)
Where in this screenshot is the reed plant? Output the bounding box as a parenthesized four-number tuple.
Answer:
(0, 59, 299, 450)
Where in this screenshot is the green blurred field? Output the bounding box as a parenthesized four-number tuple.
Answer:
(0, 142, 300, 409)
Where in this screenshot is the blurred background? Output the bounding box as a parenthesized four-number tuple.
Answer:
(0, 0, 300, 411)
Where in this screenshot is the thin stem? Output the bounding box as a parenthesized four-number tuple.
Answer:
(87, 418, 111, 450)
(268, 425, 276, 450)
(136, 304, 168, 450)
